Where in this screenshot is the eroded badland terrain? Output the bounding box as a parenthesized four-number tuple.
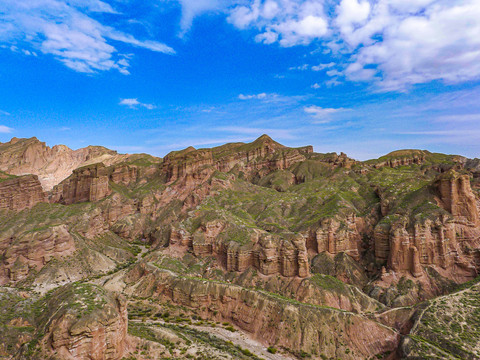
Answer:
(1, 135, 480, 359)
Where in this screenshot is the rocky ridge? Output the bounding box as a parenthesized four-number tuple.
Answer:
(0, 137, 117, 191)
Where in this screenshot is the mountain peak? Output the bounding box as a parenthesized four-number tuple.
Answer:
(256, 134, 273, 142)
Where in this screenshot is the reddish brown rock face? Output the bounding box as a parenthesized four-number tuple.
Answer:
(125, 267, 399, 359)
(187, 222, 310, 278)
(437, 172, 479, 225)
(51, 163, 111, 205)
(109, 165, 138, 186)
(376, 215, 467, 278)
(372, 150, 427, 169)
(39, 287, 128, 360)
(162, 135, 312, 186)
(0, 137, 117, 191)
(0, 174, 46, 211)
(312, 215, 361, 260)
(0, 225, 75, 284)
(375, 170, 480, 279)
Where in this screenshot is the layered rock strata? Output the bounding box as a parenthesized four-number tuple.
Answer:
(0, 225, 76, 284)
(0, 174, 46, 211)
(309, 215, 362, 260)
(162, 135, 313, 184)
(51, 163, 111, 205)
(375, 171, 480, 278)
(32, 284, 128, 360)
(171, 224, 310, 278)
(0, 137, 117, 190)
(125, 264, 400, 359)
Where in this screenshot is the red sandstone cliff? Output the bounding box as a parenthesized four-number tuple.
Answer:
(0, 225, 76, 284)
(374, 170, 480, 279)
(0, 174, 46, 211)
(162, 135, 313, 185)
(51, 163, 111, 205)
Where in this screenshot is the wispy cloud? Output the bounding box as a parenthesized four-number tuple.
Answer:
(435, 114, 480, 123)
(119, 98, 156, 110)
(289, 64, 309, 71)
(304, 105, 347, 122)
(0, 110, 11, 116)
(174, 0, 227, 37)
(238, 93, 268, 100)
(0, 0, 174, 74)
(312, 62, 335, 71)
(0, 125, 14, 133)
(399, 130, 480, 137)
(156, 136, 257, 152)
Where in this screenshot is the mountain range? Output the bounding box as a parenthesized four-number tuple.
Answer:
(1, 135, 480, 360)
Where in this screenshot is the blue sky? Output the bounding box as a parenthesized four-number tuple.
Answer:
(1, 0, 480, 160)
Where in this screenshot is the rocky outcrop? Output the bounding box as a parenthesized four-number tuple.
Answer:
(253, 234, 309, 277)
(436, 171, 478, 225)
(109, 164, 138, 186)
(387, 219, 457, 277)
(25, 283, 128, 360)
(125, 265, 399, 359)
(310, 215, 362, 260)
(375, 171, 480, 278)
(187, 222, 310, 278)
(163, 148, 214, 183)
(374, 217, 472, 278)
(372, 150, 427, 169)
(0, 174, 46, 211)
(0, 137, 117, 190)
(51, 163, 111, 205)
(0, 225, 76, 284)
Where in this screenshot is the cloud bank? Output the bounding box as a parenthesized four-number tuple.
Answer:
(172, 0, 480, 91)
(0, 0, 175, 74)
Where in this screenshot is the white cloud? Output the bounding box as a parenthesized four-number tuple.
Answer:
(335, 0, 371, 38)
(289, 64, 309, 71)
(335, 0, 480, 90)
(304, 105, 346, 122)
(312, 62, 335, 71)
(311, 83, 321, 89)
(119, 98, 156, 109)
(224, 0, 480, 91)
(175, 0, 226, 36)
(238, 93, 268, 100)
(228, 0, 329, 47)
(0, 125, 13, 133)
(0, 0, 174, 74)
(0, 110, 11, 116)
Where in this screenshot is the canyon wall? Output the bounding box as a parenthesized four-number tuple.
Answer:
(375, 171, 480, 278)
(51, 163, 111, 205)
(0, 174, 46, 211)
